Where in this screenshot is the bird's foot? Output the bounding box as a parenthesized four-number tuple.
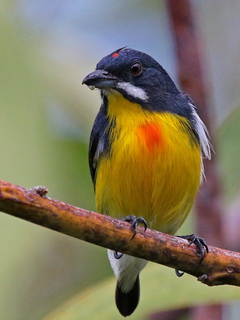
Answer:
(175, 234, 209, 277)
(122, 215, 147, 239)
(179, 234, 209, 261)
(114, 215, 147, 259)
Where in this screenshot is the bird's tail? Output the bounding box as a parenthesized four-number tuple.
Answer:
(115, 275, 140, 317)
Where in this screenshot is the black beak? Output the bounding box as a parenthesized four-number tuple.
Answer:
(82, 70, 118, 89)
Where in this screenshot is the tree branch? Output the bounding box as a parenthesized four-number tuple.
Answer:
(0, 180, 240, 286)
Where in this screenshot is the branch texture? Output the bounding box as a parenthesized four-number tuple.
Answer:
(0, 180, 240, 286)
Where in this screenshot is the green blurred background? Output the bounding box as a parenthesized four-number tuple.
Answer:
(1, 1, 240, 319)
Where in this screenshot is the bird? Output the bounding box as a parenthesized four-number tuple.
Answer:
(82, 47, 211, 317)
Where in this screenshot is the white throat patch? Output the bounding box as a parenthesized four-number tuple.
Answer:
(116, 82, 148, 101)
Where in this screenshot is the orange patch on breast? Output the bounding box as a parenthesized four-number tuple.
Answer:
(136, 122, 164, 151)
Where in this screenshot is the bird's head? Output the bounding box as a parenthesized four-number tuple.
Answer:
(82, 47, 179, 108)
(83, 48, 211, 160)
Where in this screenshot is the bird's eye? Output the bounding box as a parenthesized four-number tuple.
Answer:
(130, 63, 142, 76)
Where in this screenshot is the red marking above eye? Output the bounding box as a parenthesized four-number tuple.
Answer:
(111, 47, 127, 58)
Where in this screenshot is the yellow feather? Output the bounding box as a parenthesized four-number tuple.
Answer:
(95, 92, 201, 234)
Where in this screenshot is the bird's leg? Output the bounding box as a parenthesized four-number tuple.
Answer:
(179, 234, 209, 261)
(114, 215, 147, 259)
(175, 234, 209, 277)
(122, 215, 147, 239)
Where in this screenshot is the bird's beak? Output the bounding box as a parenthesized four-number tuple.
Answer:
(82, 70, 118, 90)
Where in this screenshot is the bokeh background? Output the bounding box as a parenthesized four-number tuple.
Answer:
(1, 1, 240, 319)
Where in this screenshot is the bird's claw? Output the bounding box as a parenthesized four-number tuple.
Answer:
(114, 215, 147, 259)
(178, 234, 208, 263)
(174, 234, 208, 278)
(122, 215, 147, 239)
(175, 269, 185, 277)
(114, 251, 123, 259)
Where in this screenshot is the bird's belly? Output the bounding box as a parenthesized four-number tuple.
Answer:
(95, 114, 201, 234)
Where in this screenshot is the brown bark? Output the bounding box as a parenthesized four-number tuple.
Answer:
(0, 180, 239, 287)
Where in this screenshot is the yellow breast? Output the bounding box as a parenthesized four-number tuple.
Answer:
(95, 92, 201, 234)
